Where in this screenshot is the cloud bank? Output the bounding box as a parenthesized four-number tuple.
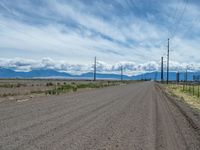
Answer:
(0, 58, 200, 75)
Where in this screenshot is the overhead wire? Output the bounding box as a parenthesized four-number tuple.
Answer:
(183, 14, 200, 37)
(167, 0, 181, 38)
(168, 0, 189, 40)
(159, 0, 189, 70)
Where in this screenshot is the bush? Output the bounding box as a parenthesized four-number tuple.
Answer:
(46, 82, 54, 86)
(16, 83, 21, 87)
(44, 81, 121, 96)
(71, 82, 76, 85)
(73, 86, 77, 92)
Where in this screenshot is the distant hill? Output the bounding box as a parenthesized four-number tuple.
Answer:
(77, 72, 130, 80)
(0, 68, 72, 78)
(131, 71, 200, 81)
(0, 68, 199, 81)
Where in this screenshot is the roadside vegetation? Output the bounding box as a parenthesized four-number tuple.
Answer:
(45, 81, 123, 95)
(0, 83, 27, 88)
(166, 84, 200, 112)
(0, 80, 132, 98)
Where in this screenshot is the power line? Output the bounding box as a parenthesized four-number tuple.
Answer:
(169, 0, 189, 39)
(167, 0, 181, 38)
(183, 14, 200, 36)
(121, 65, 123, 81)
(161, 57, 164, 82)
(94, 56, 96, 81)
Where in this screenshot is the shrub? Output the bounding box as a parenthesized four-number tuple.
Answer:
(73, 86, 77, 92)
(46, 82, 54, 86)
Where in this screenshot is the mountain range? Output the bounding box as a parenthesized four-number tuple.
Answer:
(0, 68, 199, 81)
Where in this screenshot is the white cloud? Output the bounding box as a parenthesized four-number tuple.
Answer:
(0, 58, 200, 76)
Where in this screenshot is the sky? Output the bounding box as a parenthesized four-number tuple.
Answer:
(0, 0, 200, 74)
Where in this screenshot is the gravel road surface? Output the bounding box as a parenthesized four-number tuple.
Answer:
(0, 82, 200, 150)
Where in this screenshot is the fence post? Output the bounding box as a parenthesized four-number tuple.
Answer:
(193, 84, 194, 96)
(185, 82, 187, 92)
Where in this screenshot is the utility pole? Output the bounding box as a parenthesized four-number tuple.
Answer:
(155, 71, 158, 81)
(121, 66, 123, 81)
(185, 69, 188, 90)
(186, 69, 188, 82)
(94, 56, 96, 81)
(176, 71, 180, 84)
(161, 57, 164, 83)
(167, 38, 170, 84)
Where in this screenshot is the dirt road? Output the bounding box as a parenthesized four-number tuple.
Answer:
(0, 82, 200, 150)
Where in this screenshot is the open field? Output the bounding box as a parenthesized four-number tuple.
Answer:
(0, 79, 130, 103)
(0, 81, 200, 150)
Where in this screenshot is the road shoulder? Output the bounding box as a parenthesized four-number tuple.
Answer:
(158, 83, 200, 136)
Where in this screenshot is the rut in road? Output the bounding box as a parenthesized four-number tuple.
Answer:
(0, 82, 200, 150)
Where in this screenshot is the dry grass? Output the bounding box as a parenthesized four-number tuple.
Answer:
(0, 79, 133, 98)
(166, 84, 200, 112)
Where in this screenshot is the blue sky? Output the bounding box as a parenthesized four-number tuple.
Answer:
(0, 0, 200, 74)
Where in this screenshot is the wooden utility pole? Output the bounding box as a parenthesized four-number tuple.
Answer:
(185, 69, 188, 90)
(121, 66, 123, 81)
(155, 71, 158, 81)
(94, 56, 96, 81)
(161, 57, 164, 82)
(167, 38, 170, 84)
(186, 70, 188, 82)
(176, 71, 180, 83)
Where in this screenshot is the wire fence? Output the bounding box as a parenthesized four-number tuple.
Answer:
(166, 81, 200, 98)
